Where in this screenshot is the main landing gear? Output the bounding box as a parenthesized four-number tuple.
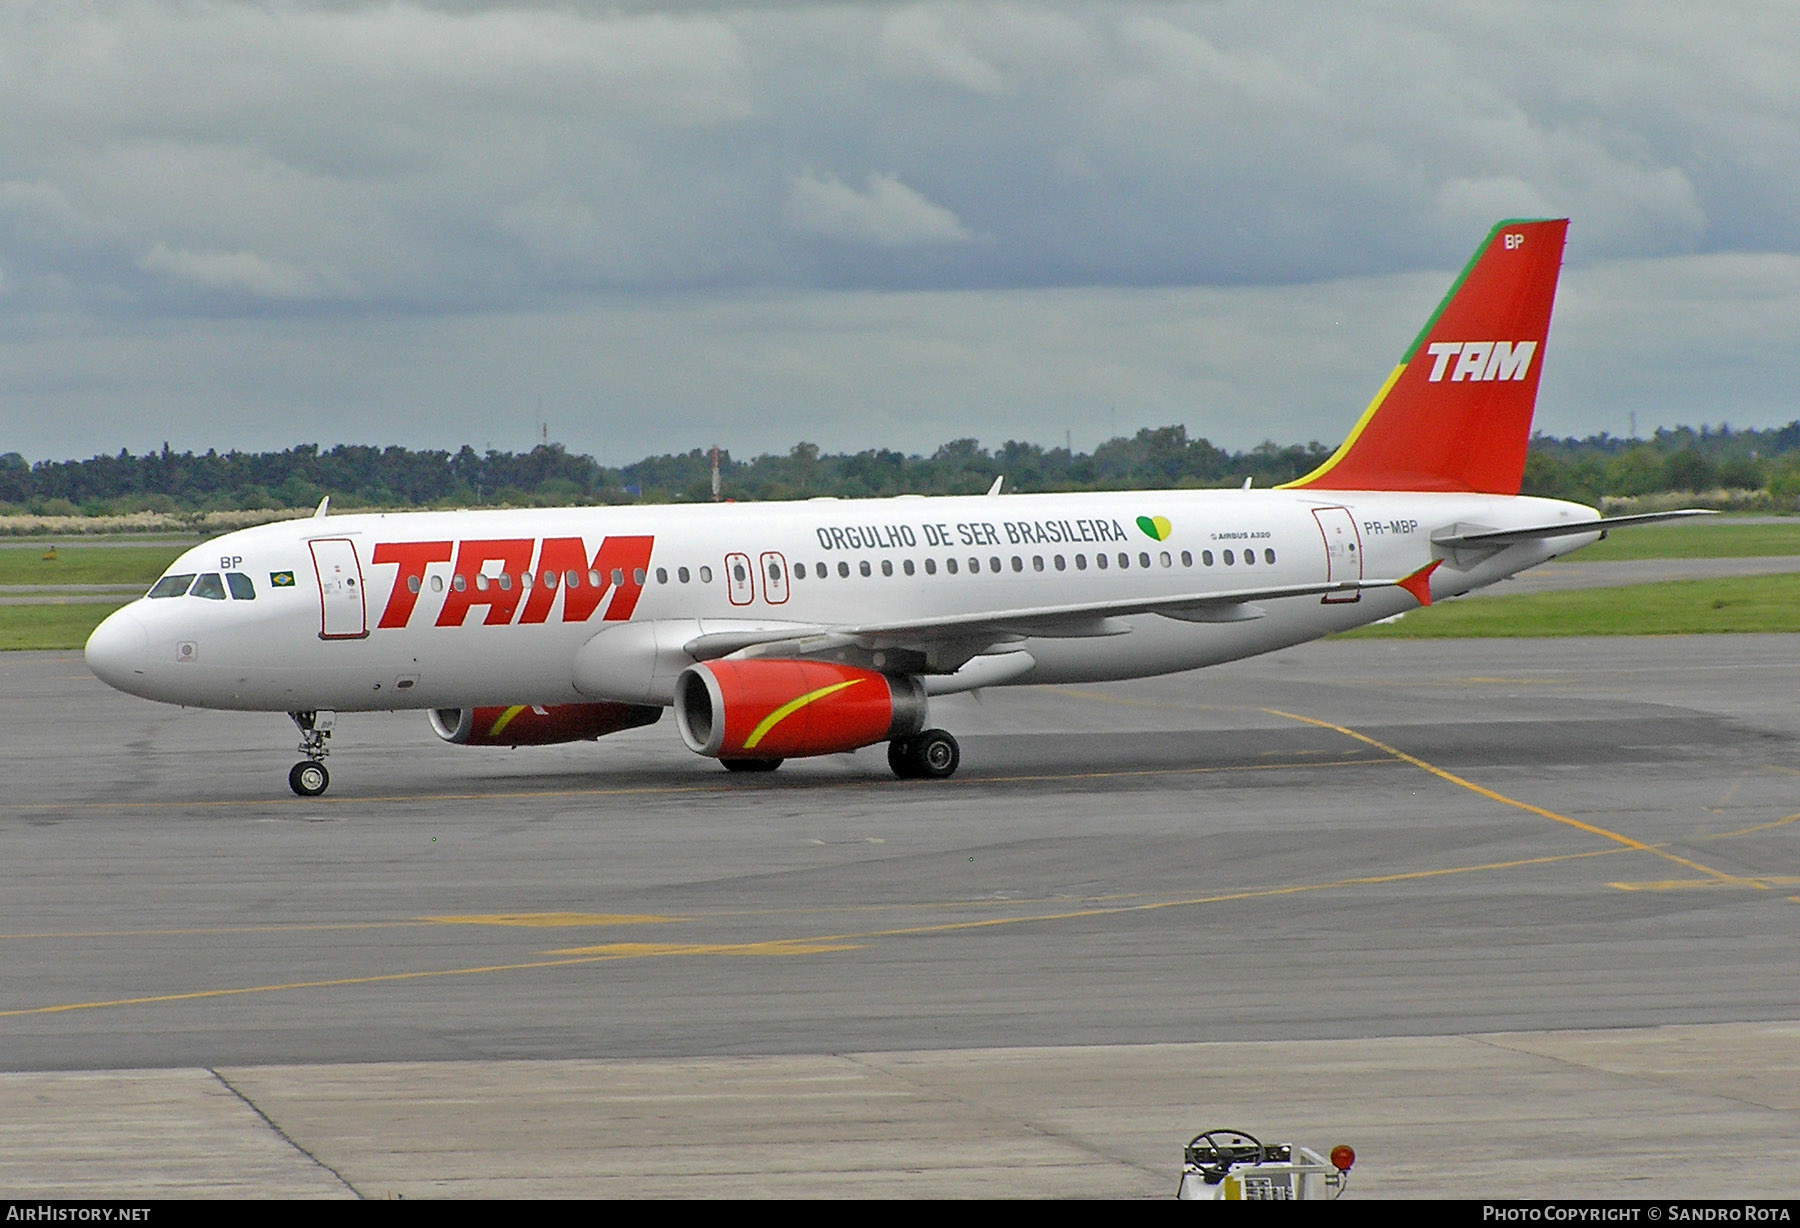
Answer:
(888, 728, 960, 780)
(713, 729, 960, 778)
(288, 710, 335, 797)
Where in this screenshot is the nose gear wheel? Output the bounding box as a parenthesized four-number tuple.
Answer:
(287, 710, 336, 796)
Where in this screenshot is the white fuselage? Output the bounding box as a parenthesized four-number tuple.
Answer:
(85, 488, 1597, 715)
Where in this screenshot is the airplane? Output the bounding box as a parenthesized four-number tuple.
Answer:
(84, 218, 1706, 796)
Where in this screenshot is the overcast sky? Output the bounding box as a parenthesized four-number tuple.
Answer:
(2, 1, 1796, 465)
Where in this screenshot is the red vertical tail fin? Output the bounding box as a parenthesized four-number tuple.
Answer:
(1283, 219, 1568, 495)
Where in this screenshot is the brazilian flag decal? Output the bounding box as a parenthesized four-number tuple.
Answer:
(1136, 515, 1172, 542)
(270, 571, 296, 587)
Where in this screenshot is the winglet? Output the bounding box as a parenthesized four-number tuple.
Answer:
(1397, 561, 1441, 607)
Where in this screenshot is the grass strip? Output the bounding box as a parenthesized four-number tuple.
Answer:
(0, 545, 186, 586)
(1344, 573, 1800, 638)
(1556, 519, 1800, 562)
(0, 602, 130, 651)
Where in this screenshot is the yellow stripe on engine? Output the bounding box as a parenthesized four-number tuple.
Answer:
(1277, 362, 1406, 489)
(743, 680, 864, 750)
(486, 705, 529, 738)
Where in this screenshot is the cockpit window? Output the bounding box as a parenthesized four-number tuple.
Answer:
(148, 573, 196, 598)
(190, 573, 227, 600)
(225, 573, 256, 600)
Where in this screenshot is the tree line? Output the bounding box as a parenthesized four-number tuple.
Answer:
(4, 422, 1799, 516)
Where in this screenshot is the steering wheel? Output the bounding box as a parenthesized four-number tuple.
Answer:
(1184, 1129, 1265, 1183)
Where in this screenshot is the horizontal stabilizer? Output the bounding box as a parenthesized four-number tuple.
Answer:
(1433, 509, 1715, 551)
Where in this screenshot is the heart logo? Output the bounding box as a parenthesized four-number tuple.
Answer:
(1136, 515, 1172, 542)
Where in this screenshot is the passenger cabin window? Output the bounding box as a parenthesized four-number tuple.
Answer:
(149, 573, 196, 598)
(698, 565, 713, 584)
(225, 573, 256, 600)
(191, 573, 227, 600)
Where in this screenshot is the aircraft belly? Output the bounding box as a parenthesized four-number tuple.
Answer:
(1019, 589, 1416, 684)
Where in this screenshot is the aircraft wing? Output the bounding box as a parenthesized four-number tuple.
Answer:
(684, 575, 1406, 671)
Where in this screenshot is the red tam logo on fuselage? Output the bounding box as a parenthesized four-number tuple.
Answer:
(1423, 341, 1537, 383)
(371, 536, 654, 630)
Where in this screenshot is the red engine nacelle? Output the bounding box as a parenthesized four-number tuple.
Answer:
(429, 702, 662, 747)
(674, 660, 927, 761)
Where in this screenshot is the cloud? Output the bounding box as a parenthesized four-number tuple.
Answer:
(0, 2, 1797, 460)
(784, 171, 974, 246)
(877, 7, 1008, 95)
(13, 247, 1798, 467)
(137, 244, 333, 300)
(2, 2, 1794, 308)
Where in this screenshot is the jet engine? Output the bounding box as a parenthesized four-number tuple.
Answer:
(673, 660, 927, 762)
(429, 702, 662, 747)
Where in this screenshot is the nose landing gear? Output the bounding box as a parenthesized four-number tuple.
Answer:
(288, 710, 336, 796)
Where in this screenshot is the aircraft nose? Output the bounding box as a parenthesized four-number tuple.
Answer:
(86, 605, 150, 692)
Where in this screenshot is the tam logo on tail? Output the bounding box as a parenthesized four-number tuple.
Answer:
(1282, 218, 1569, 495)
(1424, 340, 1537, 383)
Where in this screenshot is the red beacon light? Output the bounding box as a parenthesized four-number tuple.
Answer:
(1330, 1144, 1356, 1172)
